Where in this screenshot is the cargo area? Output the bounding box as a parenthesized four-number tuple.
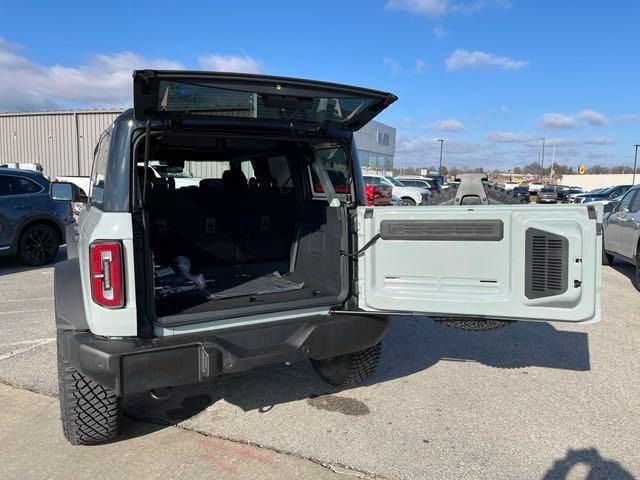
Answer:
(136, 132, 350, 322)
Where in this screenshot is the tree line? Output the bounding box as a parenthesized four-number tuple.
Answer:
(394, 162, 634, 177)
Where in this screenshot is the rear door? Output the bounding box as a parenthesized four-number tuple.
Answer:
(133, 70, 397, 131)
(356, 205, 601, 323)
(617, 190, 640, 259)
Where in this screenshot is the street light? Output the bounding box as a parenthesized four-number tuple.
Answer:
(634, 144, 640, 185)
(540, 137, 546, 170)
(438, 139, 445, 176)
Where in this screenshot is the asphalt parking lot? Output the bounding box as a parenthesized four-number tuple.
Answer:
(1, 250, 639, 480)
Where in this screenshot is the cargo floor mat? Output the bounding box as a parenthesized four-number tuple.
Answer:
(209, 272, 304, 300)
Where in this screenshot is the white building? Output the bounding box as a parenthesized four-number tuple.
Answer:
(0, 109, 396, 178)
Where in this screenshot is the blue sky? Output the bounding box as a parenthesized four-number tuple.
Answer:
(1, 0, 639, 170)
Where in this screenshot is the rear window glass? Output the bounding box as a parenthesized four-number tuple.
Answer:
(158, 80, 374, 125)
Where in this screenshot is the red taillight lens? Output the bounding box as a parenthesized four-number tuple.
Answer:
(89, 241, 124, 308)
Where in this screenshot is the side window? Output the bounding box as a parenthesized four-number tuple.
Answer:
(311, 148, 348, 194)
(616, 191, 636, 213)
(90, 133, 111, 207)
(12, 177, 43, 195)
(364, 176, 381, 186)
(0, 176, 12, 196)
(0, 176, 42, 196)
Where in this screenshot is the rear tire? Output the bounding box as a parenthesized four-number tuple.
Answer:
(57, 332, 122, 445)
(311, 343, 381, 387)
(400, 197, 416, 206)
(18, 223, 59, 266)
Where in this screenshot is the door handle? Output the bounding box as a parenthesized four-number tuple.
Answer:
(620, 217, 633, 222)
(13, 203, 25, 210)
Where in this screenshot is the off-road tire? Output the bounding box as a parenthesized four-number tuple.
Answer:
(57, 332, 122, 445)
(311, 343, 382, 387)
(423, 184, 526, 206)
(18, 222, 59, 266)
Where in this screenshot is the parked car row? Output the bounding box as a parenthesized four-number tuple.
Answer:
(362, 174, 448, 206)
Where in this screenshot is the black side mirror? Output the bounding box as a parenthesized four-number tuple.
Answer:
(50, 182, 86, 203)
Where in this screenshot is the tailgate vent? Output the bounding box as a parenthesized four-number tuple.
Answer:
(525, 229, 568, 299)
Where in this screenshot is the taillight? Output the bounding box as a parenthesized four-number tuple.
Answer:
(89, 241, 124, 308)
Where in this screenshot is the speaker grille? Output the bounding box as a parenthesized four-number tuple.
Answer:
(525, 229, 568, 299)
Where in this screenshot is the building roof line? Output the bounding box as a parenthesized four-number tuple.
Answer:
(0, 108, 125, 117)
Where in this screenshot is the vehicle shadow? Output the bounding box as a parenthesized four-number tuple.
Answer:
(542, 448, 636, 480)
(0, 247, 67, 277)
(609, 260, 637, 287)
(124, 316, 590, 431)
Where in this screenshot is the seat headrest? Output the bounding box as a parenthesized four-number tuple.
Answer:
(222, 169, 248, 189)
(200, 178, 224, 189)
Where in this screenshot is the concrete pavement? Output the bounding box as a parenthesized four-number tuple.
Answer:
(0, 383, 347, 480)
(0, 252, 639, 479)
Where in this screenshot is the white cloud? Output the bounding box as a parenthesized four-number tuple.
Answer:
(433, 25, 450, 38)
(416, 58, 428, 73)
(576, 109, 608, 126)
(615, 113, 638, 123)
(445, 49, 528, 71)
(487, 131, 534, 143)
(197, 54, 261, 73)
(499, 104, 509, 113)
(429, 117, 466, 131)
(540, 113, 577, 130)
(386, 0, 510, 17)
(584, 136, 616, 145)
(386, 0, 449, 16)
(384, 57, 402, 74)
(0, 37, 262, 111)
(540, 109, 609, 130)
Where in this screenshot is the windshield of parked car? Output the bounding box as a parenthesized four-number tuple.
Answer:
(386, 177, 405, 187)
(540, 187, 555, 193)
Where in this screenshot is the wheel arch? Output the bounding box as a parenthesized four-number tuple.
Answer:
(16, 214, 66, 247)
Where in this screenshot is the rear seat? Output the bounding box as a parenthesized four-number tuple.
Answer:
(147, 171, 297, 267)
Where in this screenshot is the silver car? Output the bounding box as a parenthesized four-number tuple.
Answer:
(602, 184, 640, 287)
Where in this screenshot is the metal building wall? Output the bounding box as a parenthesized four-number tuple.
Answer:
(0, 110, 121, 178)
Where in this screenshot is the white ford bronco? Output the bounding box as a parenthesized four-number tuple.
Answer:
(51, 70, 601, 444)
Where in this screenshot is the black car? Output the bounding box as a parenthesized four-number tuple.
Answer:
(0, 168, 73, 265)
(512, 186, 530, 202)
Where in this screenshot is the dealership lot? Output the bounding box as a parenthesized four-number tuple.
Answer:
(1, 252, 639, 480)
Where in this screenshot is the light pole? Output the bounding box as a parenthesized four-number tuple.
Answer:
(438, 139, 445, 176)
(634, 144, 640, 185)
(540, 137, 546, 170)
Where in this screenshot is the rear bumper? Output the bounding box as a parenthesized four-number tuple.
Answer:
(60, 314, 389, 396)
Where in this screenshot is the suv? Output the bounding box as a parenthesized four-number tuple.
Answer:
(395, 175, 441, 194)
(52, 70, 602, 444)
(602, 184, 640, 286)
(363, 174, 428, 206)
(0, 168, 72, 265)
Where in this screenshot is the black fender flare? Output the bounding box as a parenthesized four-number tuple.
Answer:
(55, 258, 89, 331)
